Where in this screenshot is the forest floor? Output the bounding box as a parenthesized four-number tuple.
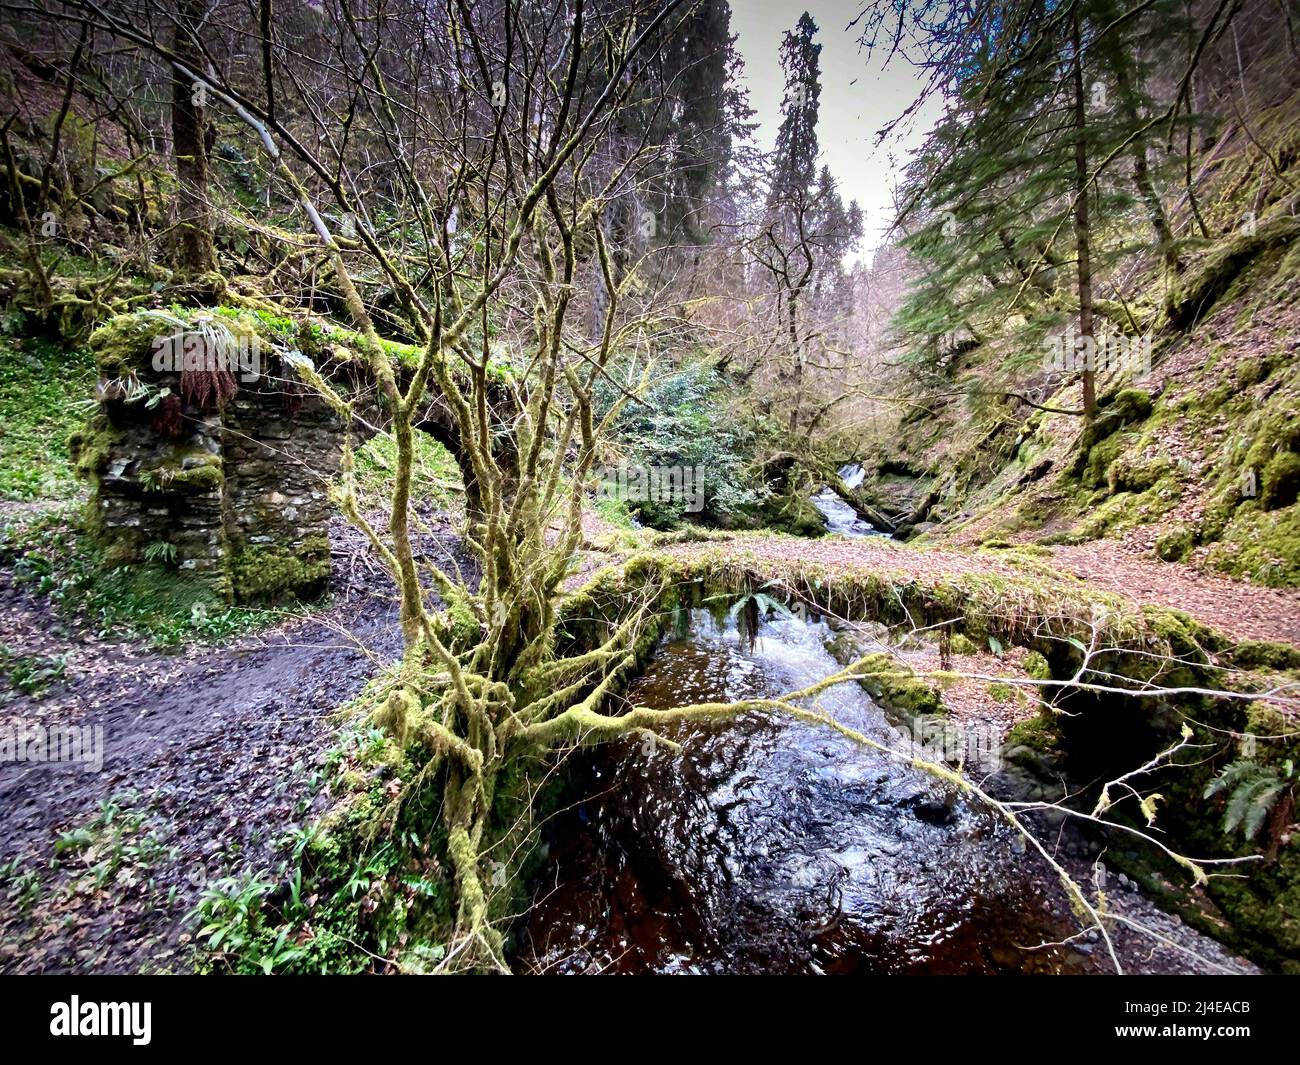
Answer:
(0, 503, 1280, 973)
(0, 512, 470, 973)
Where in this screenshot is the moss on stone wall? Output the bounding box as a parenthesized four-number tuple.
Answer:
(67, 414, 124, 479)
(230, 534, 331, 603)
(141, 448, 224, 494)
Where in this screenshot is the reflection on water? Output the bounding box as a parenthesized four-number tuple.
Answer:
(523, 610, 1089, 974)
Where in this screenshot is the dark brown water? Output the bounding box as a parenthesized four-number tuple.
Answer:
(522, 610, 1093, 974)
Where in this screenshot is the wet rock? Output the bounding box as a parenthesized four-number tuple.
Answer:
(911, 793, 958, 825)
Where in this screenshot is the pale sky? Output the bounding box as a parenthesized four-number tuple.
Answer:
(729, 0, 940, 262)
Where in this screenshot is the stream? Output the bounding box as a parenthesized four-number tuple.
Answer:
(812, 463, 879, 538)
(523, 608, 1117, 974)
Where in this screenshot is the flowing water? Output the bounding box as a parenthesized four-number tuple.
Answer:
(523, 609, 1096, 974)
(839, 463, 866, 490)
(811, 463, 878, 537)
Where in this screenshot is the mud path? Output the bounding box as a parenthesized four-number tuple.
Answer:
(0, 515, 469, 973)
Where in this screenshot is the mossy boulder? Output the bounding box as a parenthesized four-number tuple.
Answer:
(949, 632, 979, 656)
(853, 651, 945, 723)
(230, 535, 331, 603)
(87, 311, 175, 378)
(762, 486, 826, 538)
(1107, 388, 1154, 423)
(1107, 453, 1173, 495)
(1006, 713, 1060, 752)
(1205, 503, 1300, 586)
(1156, 524, 1197, 562)
(1224, 640, 1300, 672)
(1023, 650, 1051, 680)
(1260, 452, 1300, 510)
(1002, 711, 1064, 777)
(1073, 391, 1153, 483)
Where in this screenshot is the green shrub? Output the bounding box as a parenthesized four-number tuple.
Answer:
(595, 361, 771, 529)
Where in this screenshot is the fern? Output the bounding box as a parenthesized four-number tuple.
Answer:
(1205, 761, 1291, 842)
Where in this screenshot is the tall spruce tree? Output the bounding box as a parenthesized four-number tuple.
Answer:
(885, 0, 1192, 420)
(752, 12, 862, 435)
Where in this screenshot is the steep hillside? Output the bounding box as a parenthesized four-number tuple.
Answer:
(857, 90, 1300, 589)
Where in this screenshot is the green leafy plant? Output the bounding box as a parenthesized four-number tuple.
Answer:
(0, 644, 67, 701)
(1204, 759, 1296, 842)
(595, 361, 771, 528)
(5, 519, 283, 648)
(53, 792, 175, 890)
(142, 540, 179, 564)
(189, 874, 310, 973)
(0, 856, 43, 915)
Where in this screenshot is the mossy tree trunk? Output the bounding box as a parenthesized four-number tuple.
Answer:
(171, 0, 217, 277)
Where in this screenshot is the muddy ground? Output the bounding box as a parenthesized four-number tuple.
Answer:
(0, 513, 476, 973)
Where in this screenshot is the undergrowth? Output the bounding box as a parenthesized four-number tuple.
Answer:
(0, 514, 284, 648)
(0, 329, 96, 502)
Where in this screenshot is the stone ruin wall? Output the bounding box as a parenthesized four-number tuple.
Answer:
(78, 315, 359, 604)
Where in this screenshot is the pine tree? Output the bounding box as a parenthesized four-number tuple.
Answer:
(886, 0, 1193, 419)
(750, 12, 861, 435)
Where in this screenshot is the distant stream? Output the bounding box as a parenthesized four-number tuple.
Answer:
(811, 463, 880, 538)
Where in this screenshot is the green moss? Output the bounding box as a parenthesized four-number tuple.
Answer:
(1080, 432, 1127, 489)
(1071, 476, 1182, 541)
(1107, 453, 1173, 494)
(1225, 640, 1300, 672)
(140, 450, 224, 494)
(1260, 452, 1300, 510)
(949, 632, 978, 655)
(1205, 503, 1300, 586)
(1155, 524, 1197, 562)
(1243, 411, 1300, 472)
(853, 651, 945, 721)
(1004, 711, 1061, 755)
(1140, 607, 1227, 660)
(1024, 650, 1051, 680)
(0, 335, 96, 501)
(1106, 388, 1154, 422)
(68, 414, 124, 480)
(169, 463, 224, 492)
(761, 484, 826, 538)
(87, 310, 183, 378)
(230, 534, 331, 604)
(374, 689, 421, 745)
(431, 587, 481, 650)
(1166, 214, 1300, 328)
